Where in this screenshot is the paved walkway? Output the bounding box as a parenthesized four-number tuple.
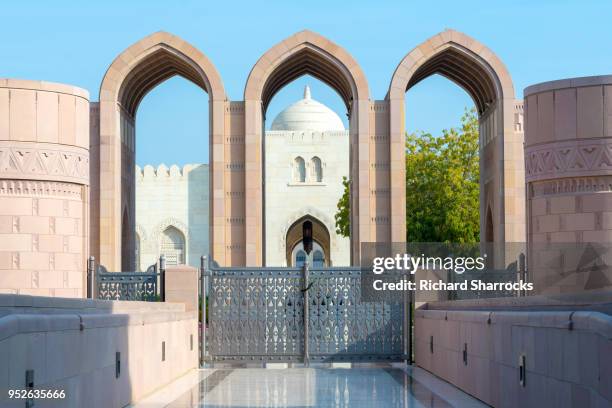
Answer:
(131, 365, 488, 408)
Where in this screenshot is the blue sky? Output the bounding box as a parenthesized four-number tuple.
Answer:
(1, 0, 610, 166)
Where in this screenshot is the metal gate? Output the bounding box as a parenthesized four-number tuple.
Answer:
(201, 260, 409, 364)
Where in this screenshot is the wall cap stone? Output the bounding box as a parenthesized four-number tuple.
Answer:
(524, 74, 612, 97)
(417, 309, 612, 340)
(0, 78, 90, 100)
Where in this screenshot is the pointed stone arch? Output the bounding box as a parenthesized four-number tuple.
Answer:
(284, 214, 331, 267)
(97, 31, 226, 270)
(388, 29, 525, 251)
(243, 30, 371, 265)
(388, 29, 514, 107)
(280, 207, 336, 251)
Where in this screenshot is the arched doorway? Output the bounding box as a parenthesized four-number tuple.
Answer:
(98, 31, 226, 270)
(285, 215, 331, 267)
(244, 30, 371, 266)
(160, 226, 186, 265)
(388, 29, 525, 260)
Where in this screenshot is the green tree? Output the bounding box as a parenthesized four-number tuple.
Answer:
(334, 108, 480, 243)
(406, 108, 480, 242)
(335, 176, 350, 237)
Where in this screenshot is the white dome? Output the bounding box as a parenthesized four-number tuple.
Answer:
(270, 86, 345, 131)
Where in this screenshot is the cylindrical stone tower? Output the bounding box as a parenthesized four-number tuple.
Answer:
(524, 75, 612, 293)
(0, 79, 90, 297)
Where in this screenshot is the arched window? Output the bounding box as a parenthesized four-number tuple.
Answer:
(294, 156, 306, 182)
(313, 250, 325, 267)
(295, 250, 307, 267)
(160, 226, 185, 265)
(311, 157, 323, 182)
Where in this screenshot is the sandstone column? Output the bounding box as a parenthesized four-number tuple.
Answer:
(0, 79, 90, 297)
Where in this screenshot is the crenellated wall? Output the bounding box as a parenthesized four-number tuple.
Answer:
(0, 79, 90, 297)
(135, 163, 209, 270)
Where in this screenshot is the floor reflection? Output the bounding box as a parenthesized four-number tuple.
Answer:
(166, 368, 457, 408)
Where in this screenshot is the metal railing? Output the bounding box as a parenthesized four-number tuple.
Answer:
(87, 256, 166, 301)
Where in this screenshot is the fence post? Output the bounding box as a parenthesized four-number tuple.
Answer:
(404, 270, 411, 364)
(518, 252, 527, 297)
(200, 255, 208, 367)
(87, 256, 95, 299)
(159, 255, 166, 302)
(303, 261, 310, 367)
(95, 264, 100, 299)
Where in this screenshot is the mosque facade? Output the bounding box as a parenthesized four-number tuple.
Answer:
(135, 86, 350, 269)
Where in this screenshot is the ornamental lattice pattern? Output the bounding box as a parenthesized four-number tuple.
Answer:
(307, 268, 404, 362)
(209, 268, 304, 361)
(208, 267, 405, 362)
(96, 266, 159, 301)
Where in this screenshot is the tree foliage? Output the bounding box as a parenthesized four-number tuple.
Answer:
(334, 108, 480, 243)
(335, 176, 351, 237)
(406, 108, 480, 243)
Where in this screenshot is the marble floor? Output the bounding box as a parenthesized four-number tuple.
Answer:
(131, 365, 489, 408)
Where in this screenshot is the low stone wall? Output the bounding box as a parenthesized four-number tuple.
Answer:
(0, 294, 198, 407)
(415, 302, 612, 408)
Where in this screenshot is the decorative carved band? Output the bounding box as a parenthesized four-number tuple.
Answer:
(226, 136, 245, 144)
(227, 217, 245, 225)
(0, 141, 89, 184)
(226, 191, 245, 197)
(371, 135, 389, 142)
(529, 176, 612, 198)
(227, 102, 244, 113)
(371, 102, 388, 112)
(526, 139, 612, 182)
(0, 179, 83, 199)
(225, 163, 245, 171)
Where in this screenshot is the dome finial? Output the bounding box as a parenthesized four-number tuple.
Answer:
(304, 85, 311, 100)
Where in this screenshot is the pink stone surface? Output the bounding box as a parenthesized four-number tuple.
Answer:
(525, 76, 612, 294)
(415, 308, 612, 407)
(0, 294, 197, 407)
(0, 81, 89, 298)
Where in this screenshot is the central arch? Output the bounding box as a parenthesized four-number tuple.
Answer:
(285, 215, 331, 267)
(97, 31, 226, 270)
(388, 29, 525, 255)
(244, 30, 371, 266)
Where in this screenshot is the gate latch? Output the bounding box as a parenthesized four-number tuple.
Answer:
(301, 281, 314, 293)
